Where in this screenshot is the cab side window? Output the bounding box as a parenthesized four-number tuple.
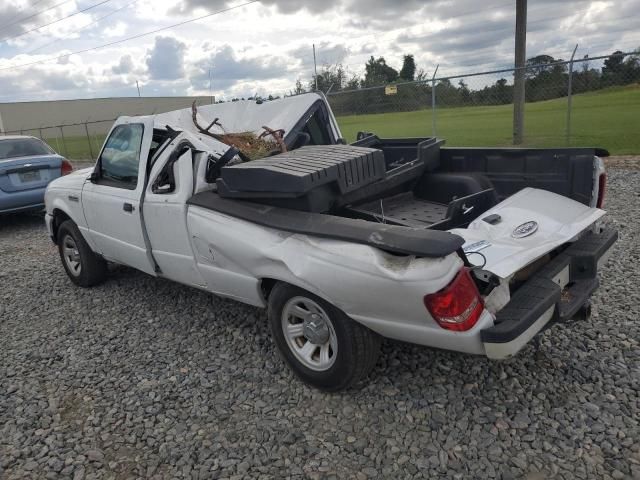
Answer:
(98, 124, 144, 189)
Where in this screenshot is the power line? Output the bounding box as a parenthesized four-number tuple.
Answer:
(0, 0, 75, 31)
(24, 0, 138, 55)
(0, 0, 115, 44)
(0, 0, 261, 72)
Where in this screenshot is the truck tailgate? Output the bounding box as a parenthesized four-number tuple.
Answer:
(449, 188, 605, 278)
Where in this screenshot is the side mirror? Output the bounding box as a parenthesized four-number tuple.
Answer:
(89, 172, 99, 183)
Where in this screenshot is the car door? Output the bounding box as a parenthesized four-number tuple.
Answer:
(82, 118, 156, 275)
(144, 141, 207, 288)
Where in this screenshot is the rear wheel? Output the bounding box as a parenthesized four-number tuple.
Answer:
(268, 283, 381, 391)
(57, 220, 107, 287)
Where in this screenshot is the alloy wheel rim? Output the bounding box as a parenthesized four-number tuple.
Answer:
(281, 296, 338, 372)
(62, 235, 81, 276)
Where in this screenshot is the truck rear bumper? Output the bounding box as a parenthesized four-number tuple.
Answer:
(482, 228, 617, 359)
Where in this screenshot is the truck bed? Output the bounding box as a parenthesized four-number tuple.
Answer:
(209, 134, 605, 237)
(349, 192, 448, 227)
(187, 192, 466, 258)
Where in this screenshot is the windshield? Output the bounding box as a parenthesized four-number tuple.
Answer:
(0, 138, 55, 160)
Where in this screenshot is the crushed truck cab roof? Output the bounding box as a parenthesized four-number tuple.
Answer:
(150, 92, 341, 150)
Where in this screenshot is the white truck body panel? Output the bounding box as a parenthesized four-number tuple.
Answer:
(450, 188, 606, 278)
(185, 205, 496, 354)
(44, 167, 98, 251)
(80, 116, 156, 275)
(144, 148, 208, 287)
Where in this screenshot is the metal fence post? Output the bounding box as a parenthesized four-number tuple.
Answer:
(566, 44, 579, 146)
(53, 134, 61, 153)
(59, 126, 68, 158)
(84, 122, 94, 160)
(431, 65, 439, 137)
(93, 125, 103, 156)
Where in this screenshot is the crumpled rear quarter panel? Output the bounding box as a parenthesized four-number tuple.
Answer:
(186, 206, 490, 353)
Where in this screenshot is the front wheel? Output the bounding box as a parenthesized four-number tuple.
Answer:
(268, 283, 381, 392)
(57, 220, 107, 287)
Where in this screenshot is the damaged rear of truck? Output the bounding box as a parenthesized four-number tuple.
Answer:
(45, 93, 616, 391)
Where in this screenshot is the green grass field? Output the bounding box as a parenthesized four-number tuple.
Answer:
(44, 85, 639, 160)
(337, 84, 640, 155)
(44, 134, 106, 162)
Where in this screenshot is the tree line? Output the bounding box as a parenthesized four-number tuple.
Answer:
(297, 50, 640, 116)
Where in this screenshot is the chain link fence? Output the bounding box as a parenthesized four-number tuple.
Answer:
(327, 51, 640, 154)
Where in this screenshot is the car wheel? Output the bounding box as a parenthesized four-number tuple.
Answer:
(268, 282, 381, 392)
(57, 220, 107, 287)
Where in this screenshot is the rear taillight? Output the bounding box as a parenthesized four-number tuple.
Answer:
(61, 159, 74, 176)
(424, 268, 484, 332)
(596, 172, 607, 209)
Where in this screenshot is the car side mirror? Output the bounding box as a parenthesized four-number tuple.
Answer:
(89, 172, 99, 183)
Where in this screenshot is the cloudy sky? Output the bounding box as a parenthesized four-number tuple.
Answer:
(0, 0, 638, 102)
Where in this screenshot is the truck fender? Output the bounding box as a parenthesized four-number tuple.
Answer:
(47, 196, 98, 252)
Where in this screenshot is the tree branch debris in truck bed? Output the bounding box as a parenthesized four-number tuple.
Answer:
(191, 101, 286, 160)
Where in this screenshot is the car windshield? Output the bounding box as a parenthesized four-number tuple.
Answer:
(0, 138, 54, 160)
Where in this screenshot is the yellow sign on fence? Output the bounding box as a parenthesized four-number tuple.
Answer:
(385, 85, 398, 95)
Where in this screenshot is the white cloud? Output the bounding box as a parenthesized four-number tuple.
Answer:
(146, 36, 187, 81)
(0, 0, 637, 101)
(103, 21, 127, 38)
(111, 54, 134, 75)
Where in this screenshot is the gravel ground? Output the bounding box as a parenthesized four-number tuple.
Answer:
(1, 169, 639, 480)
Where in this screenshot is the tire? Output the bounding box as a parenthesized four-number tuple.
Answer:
(268, 282, 381, 392)
(57, 220, 107, 287)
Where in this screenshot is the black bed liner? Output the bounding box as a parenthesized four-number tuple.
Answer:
(187, 192, 465, 258)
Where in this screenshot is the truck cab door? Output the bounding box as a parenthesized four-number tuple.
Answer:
(143, 139, 207, 287)
(82, 117, 156, 275)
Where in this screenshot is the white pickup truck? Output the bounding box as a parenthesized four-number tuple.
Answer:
(45, 93, 616, 391)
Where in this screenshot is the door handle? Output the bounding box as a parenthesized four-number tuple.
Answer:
(123, 202, 135, 213)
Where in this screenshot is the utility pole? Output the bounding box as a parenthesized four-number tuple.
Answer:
(136, 80, 141, 97)
(313, 43, 319, 91)
(512, 0, 527, 145)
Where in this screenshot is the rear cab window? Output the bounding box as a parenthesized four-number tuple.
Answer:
(97, 124, 144, 190)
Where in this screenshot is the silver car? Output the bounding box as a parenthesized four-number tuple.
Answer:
(0, 136, 73, 215)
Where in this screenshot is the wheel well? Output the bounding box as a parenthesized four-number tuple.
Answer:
(260, 278, 280, 302)
(52, 209, 72, 243)
(259, 278, 335, 309)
